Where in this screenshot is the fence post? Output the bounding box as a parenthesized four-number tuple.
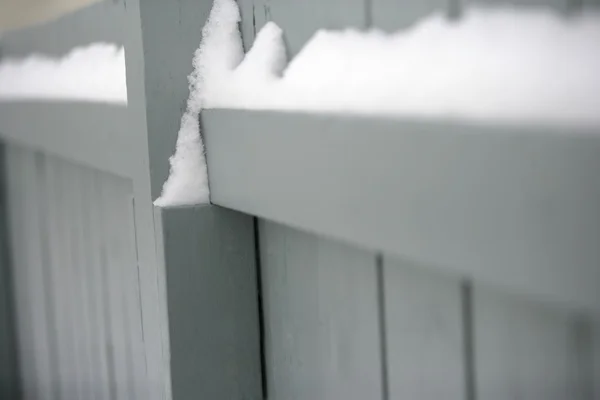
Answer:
(122, 1, 263, 398)
(0, 143, 20, 399)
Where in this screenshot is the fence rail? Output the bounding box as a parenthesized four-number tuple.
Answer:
(204, 109, 600, 313)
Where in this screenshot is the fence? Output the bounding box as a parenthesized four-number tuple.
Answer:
(1, 0, 599, 399)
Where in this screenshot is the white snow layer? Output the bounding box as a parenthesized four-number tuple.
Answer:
(154, 0, 243, 206)
(156, 0, 600, 206)
(0, 43, 127, 104)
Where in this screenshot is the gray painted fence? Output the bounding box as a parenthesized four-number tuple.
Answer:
(0, 1, 263, 398)
(1, 0, 600, 399)
(209, 0, 600, 399)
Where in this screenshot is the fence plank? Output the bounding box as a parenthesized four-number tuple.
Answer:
(40, 155, 80, 399)
(260, 221, 383, 400)
(98, 173, 137, 400)
(0, 143, 19, 399)
(252, 0, 368, 56)
(469, 0, 569, 10)
(474, 287, 593, 400)
(156, 205, 262, 400)
(111, 178, 147, 400)
(204, 110, 600, 313)
(371, 0, 447, 31)
(384, 257, 466, 400)
(6, 146, 58, 400)
(6, 145, 37, 400)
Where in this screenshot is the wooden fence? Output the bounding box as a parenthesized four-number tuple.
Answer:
(0, 0, 599, 399)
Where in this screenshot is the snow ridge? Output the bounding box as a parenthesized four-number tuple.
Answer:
(0, 43, 127, 103)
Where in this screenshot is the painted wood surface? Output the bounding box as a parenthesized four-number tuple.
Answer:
(251, 0, 367, 56)
(470, 0, 569, 11)
(204, 110, 600, 313)
(259, 220, 383, 400)
(474, 286, 595, 400)
(384, 257, 466, 400)
(0, 103, 133, 178)
(0, 144, 19, 400)
(243, 0, 582, 48)
(2, 1, 599, 399)
(156, 206, 262, 400)
(371, 0, 447, 31)
(5, 144, 146, 400)
(8, 146, 57, 400)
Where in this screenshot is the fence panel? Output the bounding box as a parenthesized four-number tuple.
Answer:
(4, 143, 146, 399)
(259, 220, 383, 400)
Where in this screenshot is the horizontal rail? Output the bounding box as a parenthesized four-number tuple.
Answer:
(0, 102, 134, 177)
(204, 109, 600, 313)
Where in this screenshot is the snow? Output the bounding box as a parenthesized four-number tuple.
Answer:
(209, 7, 600, 126)
(154, 0, 243, 207)
(0, 43, 127, 104)
(156, 0, 600, 206)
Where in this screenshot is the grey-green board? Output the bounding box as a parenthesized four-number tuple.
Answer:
(0, 143, 19, 399)
(473, 286, 594, 400)
(259, 220, 383, 400)
(250, 0, 368, 56)
(204, 110, 600, 313)
(4, 144, 147, 399)
(10, 146, 58, 400)
(469, 0, 569, 11)
(383, 257, 466, 399)
(135, 0, 214, 200)
(155, 206, 262, 400)
(371, 0, 447, 31)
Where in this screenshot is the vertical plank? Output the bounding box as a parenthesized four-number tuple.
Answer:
(68, 158, 97, 399)
(111, 177, 147, 400)
(157, 205, 262, 400)
(11, 148, 58, 400)
(78, 164, 112, 400)
(0, 143, 19, 399)
(42, 156, 77, 399)
(134, 0, 214, 200)
(55, 158, 85, 400)
(260, 221, 382, 400)
(371, 0, 447, 31)
(98, 174, 135, 400)
(77, 164, 102, 400)
(6, 145, 39, 400)
(253, 0, 368, 56)
(474, 287, 591, 400)
(383, 256, 466, 400)
(238, 0, 257, 51)
(32, 153, 62, 400)
(468, 0, 569, 10)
